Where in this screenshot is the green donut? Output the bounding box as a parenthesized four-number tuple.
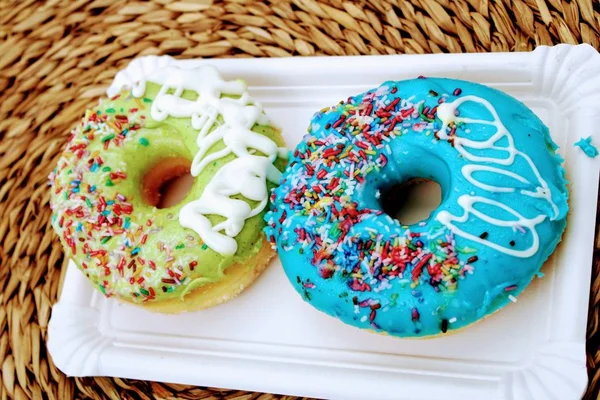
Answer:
(49, 71, 285, 311)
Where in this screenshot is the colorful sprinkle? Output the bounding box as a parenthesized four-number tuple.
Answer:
(441, 318, 449, 333)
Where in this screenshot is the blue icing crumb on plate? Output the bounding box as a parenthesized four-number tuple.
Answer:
(574, 136, 598, 158)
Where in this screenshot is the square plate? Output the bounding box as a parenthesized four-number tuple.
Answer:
(48, 44, 600, 400)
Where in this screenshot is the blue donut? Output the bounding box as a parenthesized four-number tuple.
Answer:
(265, 78, 568, 338)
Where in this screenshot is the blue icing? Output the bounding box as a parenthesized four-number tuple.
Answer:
(574, 136, 598, 158)
(266, 78, 568, 338)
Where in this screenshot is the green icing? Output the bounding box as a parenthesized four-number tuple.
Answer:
(49, 82, 285, 303)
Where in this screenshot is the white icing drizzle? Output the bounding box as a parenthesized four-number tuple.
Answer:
(107, 55, 175, 98)
(462, 165, 530, 193)
(112, 61, 284, 255)
(435, 95, 558, 258)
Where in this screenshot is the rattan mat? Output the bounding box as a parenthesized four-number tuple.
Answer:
(1, 0, 599, 399)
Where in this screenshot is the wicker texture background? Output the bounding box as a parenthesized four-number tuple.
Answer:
(0, 0, 599, 399)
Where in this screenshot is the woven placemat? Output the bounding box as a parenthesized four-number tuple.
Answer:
(0, 0, 599, 399)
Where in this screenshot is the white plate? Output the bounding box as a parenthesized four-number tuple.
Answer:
(48, 44, 600, 400)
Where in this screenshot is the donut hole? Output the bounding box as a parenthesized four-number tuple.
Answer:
(142, 157, 194, 209)
(380, 178, 442, 225)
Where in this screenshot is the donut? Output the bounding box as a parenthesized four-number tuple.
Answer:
(266, 78, 568, 338)
(49, 57, 286, 312)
